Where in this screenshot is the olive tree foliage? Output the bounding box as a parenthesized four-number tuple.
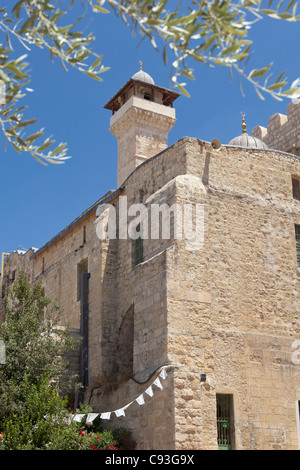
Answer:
(0, 271, 79, 409)
(0, 0, 299, 164)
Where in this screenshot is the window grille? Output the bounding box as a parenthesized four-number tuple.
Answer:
(216, 394, 234, 450)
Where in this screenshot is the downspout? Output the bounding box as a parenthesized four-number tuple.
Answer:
(77, 271, 90, 408)
(0, 253, 9, 297)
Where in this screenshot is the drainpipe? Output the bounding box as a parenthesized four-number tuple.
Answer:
(77, 271, 90, 408)
(0, 253, 9, 297)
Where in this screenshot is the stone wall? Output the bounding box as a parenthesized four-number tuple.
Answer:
(109, 95, 176, 187)
(2, 136, 300, 449)
(165, 139, 300, 449)
(89, 137, 300, 449)
(251, 99, 300, 156)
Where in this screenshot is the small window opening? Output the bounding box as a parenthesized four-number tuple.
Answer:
(216, 394, 235, 450)
(292, 178, 300, 200)
(77, 259, 88, 301)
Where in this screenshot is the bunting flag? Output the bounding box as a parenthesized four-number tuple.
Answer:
(73, 414, 85, 422)
(114, 408, 126, 417)
(153, 377, 163, 390)
(145, 386, 153, 397)
(86, 413, 99, 423)
(136, 394, 145, 405)
(71, 367, 169, 423)
(100, 412, 111, 420)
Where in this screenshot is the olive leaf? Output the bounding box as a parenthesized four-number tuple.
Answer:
(1, 0, 299, 165)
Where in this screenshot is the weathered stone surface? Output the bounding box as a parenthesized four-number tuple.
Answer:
(2, 94, 300, 450)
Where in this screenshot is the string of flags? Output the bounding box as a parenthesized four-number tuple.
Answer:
(71, 368, 168, 423)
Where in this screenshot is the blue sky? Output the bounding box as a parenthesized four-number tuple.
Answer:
(1, 3, 299, 256)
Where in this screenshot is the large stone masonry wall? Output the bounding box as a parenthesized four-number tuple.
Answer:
(90, 135, 300, 449)
(165, 138, 300, 449)
(2, 133, 300, 449)
(89, 139, 190, 449)
(251, 99, 300, 156)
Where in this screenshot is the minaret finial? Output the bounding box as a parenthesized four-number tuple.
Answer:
(241, 112, 247, 134)
(139, 60, 142, 71)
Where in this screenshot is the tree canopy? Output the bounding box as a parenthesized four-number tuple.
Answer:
(1, 0, 299, 164)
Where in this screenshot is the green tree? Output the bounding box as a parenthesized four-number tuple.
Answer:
(1, 0, 300, 164)
(0, 271, 80, 434)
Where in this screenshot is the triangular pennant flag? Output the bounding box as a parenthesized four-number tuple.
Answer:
(73, 414, 85, 422)
(64, 415, 73, 425)
(136, 394, 145, 405)
(145, 386, 153, 397)
(159, 369, 167, 380)
(86, 413, 99, 423)
(100, 412, 111, 420)
(153, 377, 163, 390)
(114, 408, 126, 417)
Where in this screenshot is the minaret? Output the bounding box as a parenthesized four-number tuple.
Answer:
(104, 62, 180, 187)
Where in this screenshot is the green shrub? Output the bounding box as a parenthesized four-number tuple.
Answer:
(0, 271, 136, 451)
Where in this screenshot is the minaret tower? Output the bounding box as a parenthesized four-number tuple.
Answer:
(104, 62, 180, 187)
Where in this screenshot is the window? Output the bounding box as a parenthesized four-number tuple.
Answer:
(293, 178, 300, 200)
(77, 259, 88, 301)
(216, 394, 235, 450)
(295, 225, 300, 267)
(133, 224, 143, 266)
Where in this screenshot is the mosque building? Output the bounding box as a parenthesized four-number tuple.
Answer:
(1, 64, 300, 450)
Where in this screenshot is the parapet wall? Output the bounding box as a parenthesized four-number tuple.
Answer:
(251, 99, 300, 156)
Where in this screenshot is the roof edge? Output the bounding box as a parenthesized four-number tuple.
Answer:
(31, 188, 122, 259)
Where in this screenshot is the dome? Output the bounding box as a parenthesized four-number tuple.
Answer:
(132, 70, 155, 85)
(132, 61, 155, 85)
(228, 133, 269, 150)
(228, 112, 269, 150)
